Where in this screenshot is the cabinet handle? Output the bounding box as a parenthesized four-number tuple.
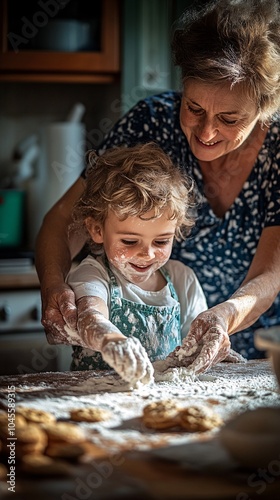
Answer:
(30, 306, 40, 321)
(0, 306, 11, 321)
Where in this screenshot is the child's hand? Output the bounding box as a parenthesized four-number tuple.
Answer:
(101, 337, 154, 385)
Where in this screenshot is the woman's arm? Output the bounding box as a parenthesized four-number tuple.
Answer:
(171, 226, 280, 373)
(35, 177, 86, 342)
(221, 226, 280, 333)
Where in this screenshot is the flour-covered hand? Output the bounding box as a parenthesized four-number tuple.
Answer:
(223, 348, 247, 364)
(101, 337, 154, 385)
(167, 311, 232, 374)
(42, 284, 78, 345)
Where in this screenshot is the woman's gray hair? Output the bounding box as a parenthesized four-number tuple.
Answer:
(172, 0, 280, 121)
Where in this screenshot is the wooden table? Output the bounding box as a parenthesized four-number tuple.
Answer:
(0, 360, 279, 499)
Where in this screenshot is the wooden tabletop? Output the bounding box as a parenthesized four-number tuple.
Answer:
(0, 360, 279, 499)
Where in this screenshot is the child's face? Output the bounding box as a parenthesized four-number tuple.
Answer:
(88, 209, 177, 285)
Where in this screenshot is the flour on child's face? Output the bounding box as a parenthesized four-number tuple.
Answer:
(99, 209, 176, 286)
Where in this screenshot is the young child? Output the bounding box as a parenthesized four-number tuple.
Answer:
(66, 142, 207, 385)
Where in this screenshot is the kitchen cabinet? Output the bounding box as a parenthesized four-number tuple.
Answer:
(0, 0, 120, 83)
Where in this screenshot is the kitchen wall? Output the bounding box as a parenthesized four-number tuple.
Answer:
(0, 80, 122, 249)
(0, 81, 121, 165)
(0, 0, 197, 162)
(0, 0, 198, 251)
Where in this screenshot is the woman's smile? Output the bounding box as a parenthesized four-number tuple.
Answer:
(180, 80, 259, 161)
(196, 137, 221, 148)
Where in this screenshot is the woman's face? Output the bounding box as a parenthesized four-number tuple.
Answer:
(180, 80, 260, 162)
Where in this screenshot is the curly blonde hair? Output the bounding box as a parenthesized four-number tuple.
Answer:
(71, 142, 196, 254)
(172, 0, 280, 122)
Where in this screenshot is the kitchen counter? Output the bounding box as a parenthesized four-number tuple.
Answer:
(0, 360, 280, 499)
(0, 267, 39, 289)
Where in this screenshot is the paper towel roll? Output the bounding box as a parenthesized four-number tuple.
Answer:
(27, 122, 86, 248)
(43, 122, 86, 212)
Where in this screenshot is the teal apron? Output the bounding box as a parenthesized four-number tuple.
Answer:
(71, 261, 181, 371)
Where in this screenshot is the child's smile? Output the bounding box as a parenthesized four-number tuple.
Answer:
(88, 209, 177, 289)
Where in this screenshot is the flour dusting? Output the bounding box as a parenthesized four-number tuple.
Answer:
(0, 360, 279, 455)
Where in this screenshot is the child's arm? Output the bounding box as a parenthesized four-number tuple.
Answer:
(75, 296, 154, 385)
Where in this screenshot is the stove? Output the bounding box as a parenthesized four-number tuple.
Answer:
(0, 253, 72, 375)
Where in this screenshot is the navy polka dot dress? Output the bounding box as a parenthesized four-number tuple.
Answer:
(94, 91, 280, 359)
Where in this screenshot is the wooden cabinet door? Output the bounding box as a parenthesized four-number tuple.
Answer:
(0, 0, 120, 82)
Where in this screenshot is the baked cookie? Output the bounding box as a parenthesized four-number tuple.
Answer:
(16, 407, 56, 424)
(20, 454, 72, 476)
(16, 423, 46, 444)
(179, 405, 223, 432)
(17, 441, 47, 459)
(42, 422, 86, 444)
(0, 411, 27, 431)
(142, 400, 181, 429)
(12, 424, 47, 458)
(70, 407, 112, 423)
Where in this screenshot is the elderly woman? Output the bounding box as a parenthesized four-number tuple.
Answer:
(35, 0, 280, 377)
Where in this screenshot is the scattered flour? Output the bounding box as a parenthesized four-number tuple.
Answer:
(0, 360, 279, 455)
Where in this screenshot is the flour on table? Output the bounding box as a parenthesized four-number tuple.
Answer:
(153, 361, 216, 383)
(0, 361, 279, 457)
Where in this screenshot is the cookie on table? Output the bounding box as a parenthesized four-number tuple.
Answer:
(16, 423, 47, 444)
(142, 400, 182, 429)
(16, 406, 56, 424)
(16, 441, 47, 459)
(70, 407, 112, 423)
(13, 424, 47, 458)
(42, 422, 86, 444)
(179, 405, 223, 432)
(0, 410, 27, 432)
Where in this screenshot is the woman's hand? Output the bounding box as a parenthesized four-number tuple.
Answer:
(167, 310, 232, 374)
(41, 283, 78, 345)
(101, 337, 154, 385)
